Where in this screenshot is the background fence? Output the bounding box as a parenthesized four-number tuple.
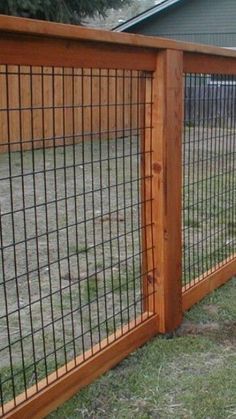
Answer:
(183, 73, 236, 287)
(0, 65, 154, 412)
(0, 66, 138, 153)
(0, 15, 236, 418)
(184, 76, 236, 127)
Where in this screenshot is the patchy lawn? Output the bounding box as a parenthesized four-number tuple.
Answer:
(48, 277, 236, 419)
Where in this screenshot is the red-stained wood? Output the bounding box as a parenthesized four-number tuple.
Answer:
(3, 13, 236, 418)
(0, 15, 236, 59)
(2, 313, 158, 418)
(152, 50, 183, 333)
(141, 50, 183, 333)
(0, 66, 139, 152)
(140, 71, 155, 314)
(184, 52, 236, 75)
(0, 34, 156, 71)
(182, 256, 236, 311)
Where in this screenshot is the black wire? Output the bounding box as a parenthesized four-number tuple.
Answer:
(0, 66, 155, 411)
(183, 73, 236, 287)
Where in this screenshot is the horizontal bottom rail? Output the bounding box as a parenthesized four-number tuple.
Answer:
(2, 312, 158, 419)
(182, 255, 236, 311)
(5, 256, 236, 418)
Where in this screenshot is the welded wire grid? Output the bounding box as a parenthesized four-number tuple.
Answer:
(0, 65, 155, 414)
(183, 73, 236, 289)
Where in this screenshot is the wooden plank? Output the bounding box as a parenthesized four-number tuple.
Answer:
(0, 34, 156, 71)
(184, 52, 236, 75)
(1, 15, 236, 59)
(0, 66, 140, 152)
(140, 72, 154, 314)
(152, 50, 183, 333)
(182, 256, 236, 311)
(2, 313, 158, 418)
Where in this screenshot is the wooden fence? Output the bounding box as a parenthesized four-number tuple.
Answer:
(0, 66, 138, 152)
(185, 83, 236, 127)
(0, 15, 236, 419)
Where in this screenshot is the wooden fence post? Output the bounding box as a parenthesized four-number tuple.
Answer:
(142, 49, 183, 333)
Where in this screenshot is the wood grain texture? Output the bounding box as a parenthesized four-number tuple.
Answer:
(182, 257, 236, 311)
(0, 15, 236, 59)
(2, 313, 158, 418)
(0, 67, 139, 152)
(140, 72, 156, 314)
(152, 50, 183, 333)
(0, 34, 156, 71)
(184, 52, 236, 75)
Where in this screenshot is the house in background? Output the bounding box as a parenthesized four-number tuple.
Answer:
(114, 0, 236, 48)
(114, 0, 236, 127)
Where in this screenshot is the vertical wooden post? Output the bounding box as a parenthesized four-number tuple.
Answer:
(142, 49, 183, 333)
(140, 70, 154, 316)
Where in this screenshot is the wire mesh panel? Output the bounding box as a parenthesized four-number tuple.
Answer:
(183, 73, 236, 289)
(0, 65, 155, 414)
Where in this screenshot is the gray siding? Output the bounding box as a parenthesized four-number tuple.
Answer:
(127, 0, 236, 47)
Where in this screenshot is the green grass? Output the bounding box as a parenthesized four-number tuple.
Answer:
(184, 218, 201, 229)
(70, 244, 90, 254)
(2, 132, 236, 417)
(182, 169, 236, 284)
(228, 221, 236, 235)
(83, 276, 99, 302)
(47, 277, 236, 419)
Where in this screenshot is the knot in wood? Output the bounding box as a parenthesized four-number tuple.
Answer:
(152, 162, 162, 173)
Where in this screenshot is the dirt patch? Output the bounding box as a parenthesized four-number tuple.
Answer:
(176, 318, 236, 346)
(176, 320, 220, 336)
(202, 304, 219, 316)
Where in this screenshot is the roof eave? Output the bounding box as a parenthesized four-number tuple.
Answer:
(113, 0, 184, 32)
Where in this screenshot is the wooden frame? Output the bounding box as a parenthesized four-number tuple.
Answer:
(0, 35, 156, 71)
(140, 71, 156, 315)
(1, 14, 236, 419)
(153, 50, 183, 332)
(182, 50, 236, 311)
(2, 313, 158, 418)
(141, 49, 183, 333)
(1, 14, 236, 59)
(182, 257, 236, 311)
(184, 52, 236, 75)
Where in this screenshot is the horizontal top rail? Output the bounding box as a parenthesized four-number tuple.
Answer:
(1, 14, 236, 59)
